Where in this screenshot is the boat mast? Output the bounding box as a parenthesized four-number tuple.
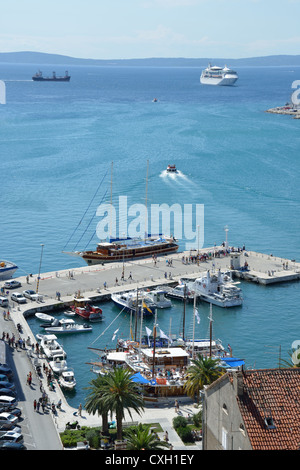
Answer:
(152, 310, 157, 378)
(182, 284, 187, 340)
(109, 161, 113, 241)
(209, 303, 213, 357)
(192, 293, 196, 359)
(145, 159, 149, 240)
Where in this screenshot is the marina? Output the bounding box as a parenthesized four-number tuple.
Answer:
(3, 244, 299, 410)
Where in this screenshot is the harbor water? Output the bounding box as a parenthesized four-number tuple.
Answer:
(1, 63, 299, 407)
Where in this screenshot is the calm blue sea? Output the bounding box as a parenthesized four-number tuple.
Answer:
(1, 63, 299, 407)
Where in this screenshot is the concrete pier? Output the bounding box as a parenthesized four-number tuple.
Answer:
(0, 245, 299, 448)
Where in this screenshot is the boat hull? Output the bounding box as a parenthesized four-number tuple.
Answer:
(200, 76, 238, 86)
(0, 262, 18, 281)
(81, 243, 179, 265)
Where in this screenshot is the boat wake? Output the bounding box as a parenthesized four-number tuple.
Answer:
(159, 170, 196, 189)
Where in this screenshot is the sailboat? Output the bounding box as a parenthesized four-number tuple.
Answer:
(63, 161, 179, 265)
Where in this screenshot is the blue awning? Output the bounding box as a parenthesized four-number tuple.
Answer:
(130, 372, 151, 384)
(222, 357, 245, 367)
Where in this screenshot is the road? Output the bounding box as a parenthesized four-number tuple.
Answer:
(1, 314, 62, 450)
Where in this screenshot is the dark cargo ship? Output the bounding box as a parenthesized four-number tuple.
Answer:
(32, 70, 71, 82)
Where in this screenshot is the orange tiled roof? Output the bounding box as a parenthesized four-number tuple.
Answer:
(237, 368, 300, 450)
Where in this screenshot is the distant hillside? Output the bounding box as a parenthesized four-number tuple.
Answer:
(1, 51, 300, 67)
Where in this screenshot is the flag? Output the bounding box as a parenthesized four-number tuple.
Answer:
(159, 329, 172, 344)
(195, 308, 200, 324)
(142, 301, 152, 313)
(112, 328, 119, 341)
(145, 326, 152, 346)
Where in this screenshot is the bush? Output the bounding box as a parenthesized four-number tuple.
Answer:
(86, 429, 100, 449)
(192, 410, 202, 428)
(177, 426, 194, 443)
(173, 415, 188, 429)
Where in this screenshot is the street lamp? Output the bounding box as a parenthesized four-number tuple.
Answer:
(224, 225, 229, 251)
(36, 244, 44, 294)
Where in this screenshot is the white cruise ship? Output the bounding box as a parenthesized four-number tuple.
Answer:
(200, 64, 238, 86)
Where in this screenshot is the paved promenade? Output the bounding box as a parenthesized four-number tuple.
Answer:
(1, 245, 299, 450)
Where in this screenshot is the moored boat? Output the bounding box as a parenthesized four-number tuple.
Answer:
(0, 261, 18, 281)
(71, 235, 179, 266)
(44, 322, 92, 334)
(141, 288, 172, 308)
(70, 297, 103, 322)
(49, 355, 68, 375)
(35, 312, 55, 323)
(59, 369, 76, 390)
(111, 291, 155, 316)
(39, 334, 67, 359)
(191, 270, 243, 307)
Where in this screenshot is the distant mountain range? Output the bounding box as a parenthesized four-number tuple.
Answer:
(1, 51, 300, 67)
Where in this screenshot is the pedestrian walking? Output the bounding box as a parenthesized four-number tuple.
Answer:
(78, 403, 82, 417)
(175, 399, 179, 413)
(33, 399, 37, 411)
(36, 401, 40, 413)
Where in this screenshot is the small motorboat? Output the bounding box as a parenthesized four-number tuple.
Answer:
(44, 322, 93, 334)
(35, 312, 55, 322)
(49, 355, 68, 375)
(166, 164, 177, 173)
(39, 334, 67, 359)
(59, 369, 76, 390)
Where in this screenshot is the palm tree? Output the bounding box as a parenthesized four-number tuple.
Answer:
(100, 368, 145, 441)
(85, 375, 109, 435)
(125, 423, 170, 450)
(184, 354, 224, 401)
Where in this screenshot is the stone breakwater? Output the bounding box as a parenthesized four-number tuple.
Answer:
(266, 105, 300, 119)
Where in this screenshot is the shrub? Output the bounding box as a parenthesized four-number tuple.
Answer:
(192, 410, 202, 428)
(86, 429, 100, 449)
(173, 415, 188, 429)
(177, 426, 194, 443)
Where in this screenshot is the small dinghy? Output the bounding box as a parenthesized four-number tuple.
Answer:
(35, 312, 55, 322)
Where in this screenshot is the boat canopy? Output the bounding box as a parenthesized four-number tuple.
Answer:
(130, 372, 151, 384)
(222, 357, 245, 367)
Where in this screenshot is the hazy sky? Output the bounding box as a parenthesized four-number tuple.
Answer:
(1, 0, 300, 59)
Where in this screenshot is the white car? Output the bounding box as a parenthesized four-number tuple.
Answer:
(3, 280, 21, 289)
(0, 412, 19, 425)
(23, 289, 43, 301)
(0, 430, 23, 443)
(11, 292, 26, 304)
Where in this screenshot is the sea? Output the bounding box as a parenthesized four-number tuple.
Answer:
(0, 62, 299, 408)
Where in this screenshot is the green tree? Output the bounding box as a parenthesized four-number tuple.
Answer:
(100, 368, 145, 441)
(184, 354, 224, 401)
(85, 375, 109, 435)
(125, 423, 170, 450)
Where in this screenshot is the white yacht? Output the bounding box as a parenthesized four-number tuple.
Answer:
(191, 270, 243, 308)
(200, 64, 238, 86)
(39, 334, 67, 359)
(141, 288, 172, 309)
(0, 261, 18, 281)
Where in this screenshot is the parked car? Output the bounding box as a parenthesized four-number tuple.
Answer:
(3, 280, 21, 289)
(0, 407, 21, 419)
(0, 375, 8, 382)
(0, 366, 13, 380)
(0, 389, 16, 398)
(22, 290, 43, 301)
(0, 382, 15, 391)
(0, 297, 8, 307)
(0, 412, 19, 425)
(0, 425, 21, 433)
(0, 431, 23, 443)
(10, 293, 26, 304)
(0, 441, 26, 450)
(0, 396, 17, 408)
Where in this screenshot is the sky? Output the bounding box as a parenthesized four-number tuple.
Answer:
(0, 0, 300, 60)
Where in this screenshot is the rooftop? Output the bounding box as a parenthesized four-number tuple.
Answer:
(236, 368, 300, 450)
